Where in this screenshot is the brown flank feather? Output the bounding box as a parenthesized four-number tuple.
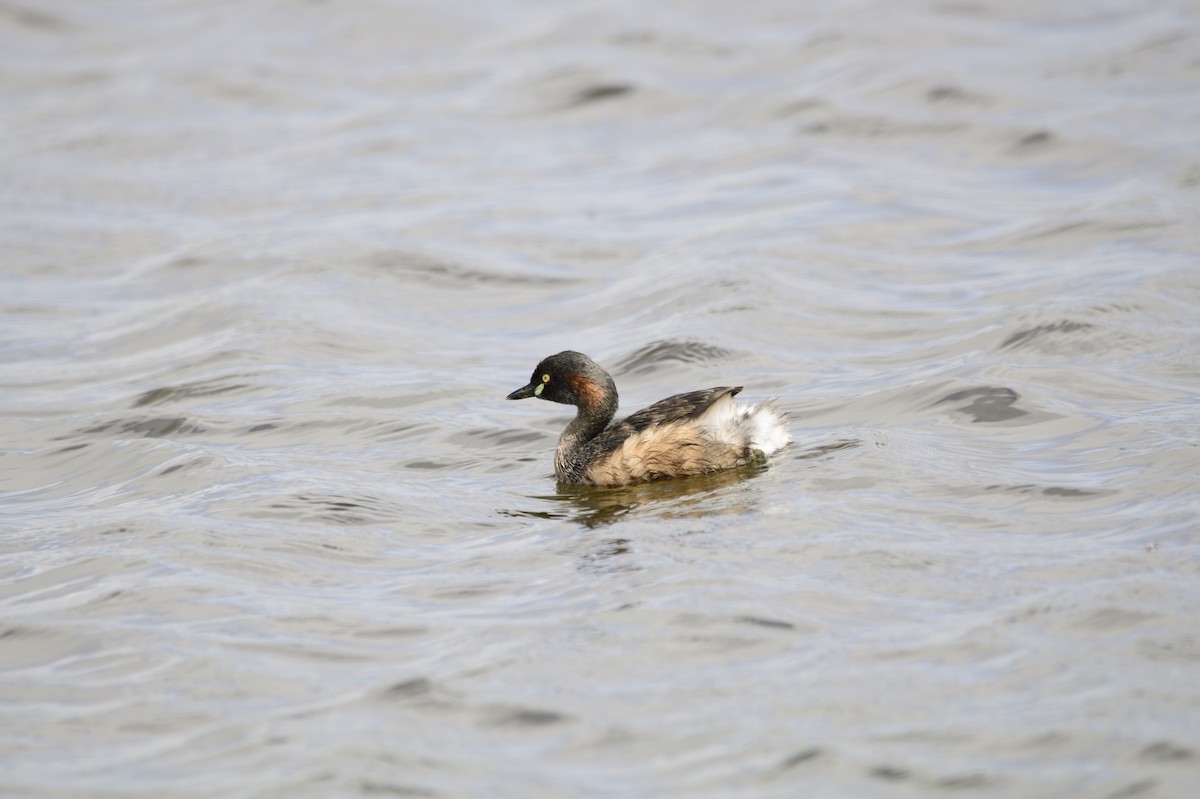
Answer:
(584, 419, 753, 485)
(580, 387, 751, 486)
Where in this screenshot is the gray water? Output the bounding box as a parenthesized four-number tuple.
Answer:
(2, 1, 1199, 797)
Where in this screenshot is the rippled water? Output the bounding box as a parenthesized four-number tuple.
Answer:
(3, 1, 1199, 797)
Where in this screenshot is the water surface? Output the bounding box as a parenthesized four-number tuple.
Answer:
(2, 1, 1199, 797)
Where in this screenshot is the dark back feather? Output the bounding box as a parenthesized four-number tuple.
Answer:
(589, 386, 742, 456)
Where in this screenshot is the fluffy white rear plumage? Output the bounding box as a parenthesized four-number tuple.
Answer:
(702, 394, 791, 456)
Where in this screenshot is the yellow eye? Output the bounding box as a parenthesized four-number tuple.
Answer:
(541, 374, 550, 383)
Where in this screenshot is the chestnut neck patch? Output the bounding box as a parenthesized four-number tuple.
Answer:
(564, 372, 605, 411)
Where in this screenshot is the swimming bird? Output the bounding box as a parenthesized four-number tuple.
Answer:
(506, 350, 790, 487)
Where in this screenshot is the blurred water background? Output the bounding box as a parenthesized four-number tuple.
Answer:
(2, 1, 1199, 797)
